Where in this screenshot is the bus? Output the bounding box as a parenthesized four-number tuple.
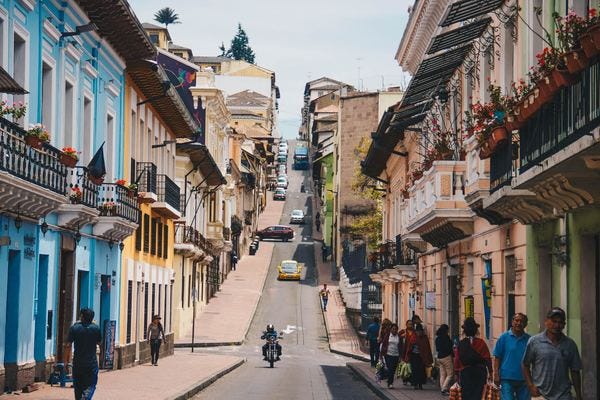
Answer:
(293, 146, 309, 170)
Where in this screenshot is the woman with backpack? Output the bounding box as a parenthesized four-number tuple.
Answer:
(455, 317, 492, 400)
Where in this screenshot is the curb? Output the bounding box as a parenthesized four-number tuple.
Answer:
(347, 362, 392, 400)
(166, 358, 246, 400)
(330, 347, 370, 363)
(174, 341, 243, 348)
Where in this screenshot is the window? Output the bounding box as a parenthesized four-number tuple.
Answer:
(209, 192, 217, 222)
(131, 111, 137, 160)
(163, 225, 168, 259)
(83, 97, 93, 162)
(150, 218, 157, 255)
(13, 33, 26, 123)
(151, 283, 156, 320)
(187, 275, 191, 308)
(143, 282, 149, 339)
(158, 284, 162, 320)
(135, 210, 142, 251)
(157, 221, 163, 258)
(126, 280, 132, 343)
(143, 214, 150, 253)
(63, 81, 74, 147)
(106, 114, 115, 180)
(41, 62, 53, 132)
(505, 255, 517, 323)
(149, 34, 158, 44)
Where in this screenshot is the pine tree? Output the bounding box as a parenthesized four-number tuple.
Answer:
(218, 42, 228, 57)
(154, 7, 180, 28)
(222, 23, 256, 63)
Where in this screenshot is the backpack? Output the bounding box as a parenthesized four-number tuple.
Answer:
(458, 337, 485, 367)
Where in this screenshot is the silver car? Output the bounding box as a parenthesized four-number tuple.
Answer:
(290, 209, 305, 224)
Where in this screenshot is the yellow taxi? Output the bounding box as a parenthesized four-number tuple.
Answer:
(277, 260, 302, 280)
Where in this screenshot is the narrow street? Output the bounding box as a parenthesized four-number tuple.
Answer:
(193, 141, 377, 399)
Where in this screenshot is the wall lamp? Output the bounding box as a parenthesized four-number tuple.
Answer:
(108, 240, 114, 250)
(14, 214, 22, 231)
(40, 220, 49, 236)
(60, 23, 98, 38)
(119, 242, 125, 252)
(74, 226, 82, 244)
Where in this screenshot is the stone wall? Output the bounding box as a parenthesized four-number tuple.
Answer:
(116, 332, 174, 369)
(4, 361, 35, 392)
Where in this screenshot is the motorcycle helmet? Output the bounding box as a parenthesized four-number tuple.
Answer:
(266, 324, 274, 332)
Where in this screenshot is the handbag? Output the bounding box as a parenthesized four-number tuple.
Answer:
(375, 360, 388, 382)
(449, 382, 462, 400)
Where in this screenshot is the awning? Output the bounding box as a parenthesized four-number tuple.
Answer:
(428, 17, 491, 54)
(440, 0, 505, 27)
(0, 67, 27, 94)
(176, 142, 226, 186)
(401, 44, 472, 105)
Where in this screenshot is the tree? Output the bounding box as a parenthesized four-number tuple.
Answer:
(154, 7, 180, 28)
(218, 42, 227, 57)
(220, 23, 256, 63)
(347, 137, 383, 247)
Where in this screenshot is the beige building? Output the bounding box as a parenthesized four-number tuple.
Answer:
(363, 0, 529, 345)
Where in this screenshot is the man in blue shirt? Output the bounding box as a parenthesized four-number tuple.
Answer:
(66, 308, 102, 400)
(366, 316, 381, 367)
(493, 313, 530, 400)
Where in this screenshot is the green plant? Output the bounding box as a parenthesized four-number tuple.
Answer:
(27, 124, 50, 142)
(153, 7, 180, 28)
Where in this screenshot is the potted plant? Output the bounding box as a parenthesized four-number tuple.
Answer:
(0, 101, 27, 121)
(580, 8, 600, 57)
(25, 124, 50, 149)
(99, 201, 116, 216)
(69, 187, 82, 204)
(60, 147, 79, 168)
(115, 178, 127, 187)
(126, 183, 138, 197)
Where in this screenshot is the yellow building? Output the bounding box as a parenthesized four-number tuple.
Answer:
(116, 58, 199, 368)
(142, 22, 171, 50)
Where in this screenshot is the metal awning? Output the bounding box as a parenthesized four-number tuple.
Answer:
(177, 142, 226, 186)
(428, 17, 491, 54)
(401, 44, 472, 105)
(440, 0, 505, 27)
(0, 67, 27, 94)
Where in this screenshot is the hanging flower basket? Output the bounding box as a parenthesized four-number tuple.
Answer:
(59, 153, 78, 168)
(563, 49, 589, 74)
(24, 135, 44, 149)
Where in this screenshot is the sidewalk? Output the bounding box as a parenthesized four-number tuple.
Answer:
(15, 351, 244, 400)
(175, 198, 285, 346)
(16, 198, 285, 399)
(311, 191, 369, 363)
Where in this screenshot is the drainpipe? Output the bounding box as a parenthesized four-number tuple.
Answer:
(559, 214, 568, 322)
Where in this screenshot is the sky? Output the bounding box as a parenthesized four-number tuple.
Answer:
(128, 0, 414, 138)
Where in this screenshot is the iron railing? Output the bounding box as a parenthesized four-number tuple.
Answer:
(223, 226, 231, 241)
(67, 170, 99, 209)
(135, 162, 157, 194)
(0, 117, 68, 195)
(489, 142, 516, 193)
(179, 193, 187, 217)
(97, 184, 139, 223)
(157, 174, 180, 212)
(519, 60, 600, 174)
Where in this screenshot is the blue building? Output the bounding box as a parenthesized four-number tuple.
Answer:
(0, 0, 145, 391)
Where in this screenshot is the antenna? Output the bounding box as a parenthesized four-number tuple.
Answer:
(356, 57, 363, 91)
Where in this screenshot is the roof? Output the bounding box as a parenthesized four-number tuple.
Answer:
(227, 90, 270, 107)
(168, 43, 191, 51)
(0, 66, 27, 94)
(230, 109, 263, 117)
(192, 55, 231, 64)
(142, 22, 166, 30)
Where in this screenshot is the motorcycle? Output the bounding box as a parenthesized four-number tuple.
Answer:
(265, 335, 283, 368)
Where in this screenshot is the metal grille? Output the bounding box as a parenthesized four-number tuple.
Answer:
(97, 183, 139, 222)
(135, 162, 157, 194)
(157, 174, 180, 211)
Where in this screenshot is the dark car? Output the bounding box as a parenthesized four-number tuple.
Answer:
(256, 225, 294, 242)
(273, 188, 286, 201)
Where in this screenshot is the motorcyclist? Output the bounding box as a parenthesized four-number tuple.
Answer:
(261, 324, 282, 361)
(301, 182, 305, 192)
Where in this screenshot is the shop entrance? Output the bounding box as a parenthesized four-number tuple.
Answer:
(56, 243, 75, 363)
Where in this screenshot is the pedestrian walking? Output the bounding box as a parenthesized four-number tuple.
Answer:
(492, 313, 531, 400)
(315, 212, 321, 232)
(378, 318, 393, 347)
(366, 316, 381, 367)
(522, 307, 582, 400)
(231, 252, 238, 271)
(380, 323, 403, 389)
(435, 324, 454, 395)
(404, 323, 433, 390)
(319, 284, 330, 311)
(321, 243, 328, 262)
(456, 317, 492, 400)
(147, 315, 165, 366)
(400, 319, 415, 386)
(66, 307, 101, 400)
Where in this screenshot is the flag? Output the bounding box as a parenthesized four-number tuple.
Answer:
(87, 143, 106, 179)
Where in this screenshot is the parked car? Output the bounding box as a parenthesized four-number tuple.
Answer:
(277, 260, 302, 280)
(256, 225, 294, 241)
(273, 188, 286, 201)
(277, 176, 288, 189)
(290, 209, 305, 224)
(278, 164, 287, 175)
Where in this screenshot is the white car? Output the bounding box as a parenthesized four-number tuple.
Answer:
(279, 142, 288, 152)
(278, 164, 287, 175)
(277, 176, 288, 189)
(290, 209, 305, 224)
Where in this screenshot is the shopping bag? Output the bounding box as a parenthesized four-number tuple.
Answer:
(375, 361, 388, 382)
(396, 361, 411, 379)
(449, 382, 462, 400)
(481, 382, 500, 400)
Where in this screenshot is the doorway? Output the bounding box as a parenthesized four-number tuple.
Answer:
(448, 274, 459, 340)
(99, 275, 111, 331)
(4, 250, 21, 365)
(34, 255, 49, 362)
(56, 248, 75, 363)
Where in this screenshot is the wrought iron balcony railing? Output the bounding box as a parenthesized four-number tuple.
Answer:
(223, 226, 231, 241)
(97, 184, 139, 223)
(0, 117, 68, 195)
(135, 162, 157, 194)
(157, 174, 180, 212)
(67, 170, 99, 209)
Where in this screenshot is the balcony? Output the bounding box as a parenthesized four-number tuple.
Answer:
(135, 162, 157, 204)
(486, 60, 600, 222)
(56, 171, 100, 229)
(174, 225, 205, 260)
(0, 117, 68, 218)
(206, 221, 224, 241)
(92, 184, 140, 241)
(404, 161, 474, 248)
(151, 175, 181, 219)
